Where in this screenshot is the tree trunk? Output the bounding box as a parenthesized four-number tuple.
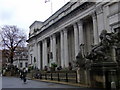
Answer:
(10, 51, 14, 64)
(10, 57, 13, 64)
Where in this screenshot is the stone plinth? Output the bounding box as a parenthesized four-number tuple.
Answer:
(89, 62, 120, 89)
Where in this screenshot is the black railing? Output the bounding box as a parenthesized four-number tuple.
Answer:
(38, 70, 78, 83)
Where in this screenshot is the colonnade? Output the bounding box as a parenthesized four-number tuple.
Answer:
(35, 12, 99, 70)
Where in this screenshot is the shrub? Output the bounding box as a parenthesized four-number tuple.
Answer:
(51, 62, 57, 68)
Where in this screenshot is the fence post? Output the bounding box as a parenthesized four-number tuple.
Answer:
(40, 73, 42, 79)
(58, 73, 60, 81)
(45, 73, 47, 80)
(76, 71, 78, 83)
(66, 73, 68, 82)
(51, 73, 53, 80)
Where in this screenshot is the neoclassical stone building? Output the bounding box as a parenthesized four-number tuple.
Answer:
(27, 1, 120, 70)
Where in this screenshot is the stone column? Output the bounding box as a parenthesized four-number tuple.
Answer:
(73, 23, 79, 57)
(37, 42, 42, 70)
(63, 28, 69, 67)
(112, 46, 117, 63)
(78, 20, 84, 45)
(92, 12, 99, 45)
(96, 6, 105, 36)
(37, 42, 41, 69)
(44, 39, 48, 66)
(34, 42, 37, 68)
(50, 36, 53, 53)
(28, 45, 31, 65)
(60, 30, 65, 68)
(77, 20, 84, 57)
(42, 39, 48, 69)
(104, 6, 110, 32)
(52, 34, 56, 63)
(42, 40, 45, 69)
(50, 36, 53, 66)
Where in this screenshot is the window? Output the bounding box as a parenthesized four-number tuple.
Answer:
(34, 57, 36, 63)
(20, 62, 22, 68)
(25, 62, 28, 67)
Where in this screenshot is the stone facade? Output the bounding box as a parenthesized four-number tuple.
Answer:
(27, 1, 120, 71)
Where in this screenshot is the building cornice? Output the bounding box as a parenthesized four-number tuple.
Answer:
(28, 2, 95, 42)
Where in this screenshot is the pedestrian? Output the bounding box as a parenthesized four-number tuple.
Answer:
(20, 70, 23, 80)
(20, 72, 22, 79)
(23, 73, 26, 83)
(22, 69, 27, 84)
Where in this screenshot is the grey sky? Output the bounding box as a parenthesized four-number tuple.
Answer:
(0, 0, 70, 37)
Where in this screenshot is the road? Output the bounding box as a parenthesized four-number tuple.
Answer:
(2, 76, 103, 90)
(2, 76, 80, 88)
(0, 76, 2, 90)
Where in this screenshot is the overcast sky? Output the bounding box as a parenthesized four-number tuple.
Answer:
(0, 0, 70, 37)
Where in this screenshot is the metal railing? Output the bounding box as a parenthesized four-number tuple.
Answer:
(36, 70, 78, 83)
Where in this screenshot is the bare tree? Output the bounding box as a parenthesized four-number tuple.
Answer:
(0, 25, 27, 64)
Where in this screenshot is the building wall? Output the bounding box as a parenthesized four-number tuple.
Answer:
(27, 1, 120, 70)
(13, 47, 28, 69)
(13, 60, 28, 69)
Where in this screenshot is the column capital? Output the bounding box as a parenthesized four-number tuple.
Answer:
(52, 33, 56, 37)
(37, 42, 40, 45)
(63, 28, 68, 33)
(50, 35, 53, 39)
(77, 19, 83, 26)
(60, 30, 63, 33)
(73, 23, 77, 29)
(42, 39, 45, 43)
(91, 11, 97, 19)
(50, 34, 56, 40)
(42, 38, 47, 43)
(96, 5, 103, 15)
(60, 30, 64, 35)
